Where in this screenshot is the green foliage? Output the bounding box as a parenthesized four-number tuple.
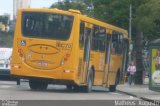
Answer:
(50, 0, 160, 40)
(0, 16, 9, 25)
(50, 1, 87, 14)
(135, 0, 160, 40)
(92, 0, 130, 29)
(92, 0, 149, 31)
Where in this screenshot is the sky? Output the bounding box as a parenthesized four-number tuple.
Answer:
(0, 0, 58, 18)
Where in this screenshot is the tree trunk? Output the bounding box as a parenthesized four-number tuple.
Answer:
(135, 31, 143, 84)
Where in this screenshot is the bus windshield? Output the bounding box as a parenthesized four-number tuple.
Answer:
(22, 12, 74, 40)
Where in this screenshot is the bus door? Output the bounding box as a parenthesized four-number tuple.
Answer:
(80, 23, 92, 84)
(103, 32, 112, 86)
(120, 39, 128, 83)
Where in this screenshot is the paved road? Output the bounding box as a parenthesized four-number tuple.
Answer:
(0, 81, 140, 100)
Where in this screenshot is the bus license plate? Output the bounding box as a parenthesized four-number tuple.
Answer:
(38, 61, 48, 67)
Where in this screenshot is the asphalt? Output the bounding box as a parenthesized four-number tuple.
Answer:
(117, 83, 160, 102)
(1, 80, 159, 101)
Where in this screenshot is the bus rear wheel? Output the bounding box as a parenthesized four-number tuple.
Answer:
(29, 79, 48, 90)
(109, 85, 116, 92)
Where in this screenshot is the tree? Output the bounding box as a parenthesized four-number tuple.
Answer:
(90, 0, 130, 29)
(0, 16, 9, 25)
(135, 0, 160, 40)
(50, 1, 88, 14)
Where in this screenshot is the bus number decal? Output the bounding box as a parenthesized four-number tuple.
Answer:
(56, 42, 72, 50)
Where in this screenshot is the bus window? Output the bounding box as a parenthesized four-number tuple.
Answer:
(79, 21, 85, 49)
(112, 31, 123, 54)
(22, 12, 74, 40)
(98, 27, 106, 52)
(118, 34, 123, 54)
(92, 25, 99, 51)
(92, 26, 106, 52)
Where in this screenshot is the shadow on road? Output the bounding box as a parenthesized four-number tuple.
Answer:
(27, 86, 110, 94)
(0, 79, 112, 94)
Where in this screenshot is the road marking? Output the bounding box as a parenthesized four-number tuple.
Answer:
(0, 85, 11, 88)
(0, 81, 16, 85)
(111, 92, 123, 95)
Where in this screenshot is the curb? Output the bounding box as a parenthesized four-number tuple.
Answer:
(117, 90, 160, 105)
(117, 90, 137, 98)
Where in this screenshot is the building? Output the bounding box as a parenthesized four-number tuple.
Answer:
(13, 0, 31, 20)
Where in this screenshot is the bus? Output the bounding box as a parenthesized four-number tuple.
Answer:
(11, 8, 128, 92)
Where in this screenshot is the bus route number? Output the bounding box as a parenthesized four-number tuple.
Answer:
(56, 42, 72, 50)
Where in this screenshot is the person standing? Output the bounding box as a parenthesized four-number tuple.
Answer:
(127, 62, 136, 85)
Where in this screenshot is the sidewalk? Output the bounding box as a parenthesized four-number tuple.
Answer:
(117, 84, 160, 101)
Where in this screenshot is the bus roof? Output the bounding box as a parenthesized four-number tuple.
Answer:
(80, 15, 128, 37)
(19, 8, 128, 39)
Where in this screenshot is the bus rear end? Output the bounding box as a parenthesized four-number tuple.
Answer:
(11, 9, 78, 89)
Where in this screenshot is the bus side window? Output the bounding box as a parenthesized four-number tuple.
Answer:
(98, 27, 106, 52)
(92, 26, 99, 51)
(79, 22, 85, 49)
(111, 32, 118, 54)
(118, 34, 123, 54)
(111, 31, 124, 54)
(91, 26, 106, 52)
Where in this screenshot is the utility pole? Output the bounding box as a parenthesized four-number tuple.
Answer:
(129, 4, 132, 63)
(135, 32, 143, 84)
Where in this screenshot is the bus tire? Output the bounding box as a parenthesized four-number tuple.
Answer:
(66, 85, 73, 90)
(29, 79, 48, 90)
(39, 82, 48, 90)
(84, 69, 94, 93)
(109, 85, 116, 92)
(29, 80, 38, 90)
